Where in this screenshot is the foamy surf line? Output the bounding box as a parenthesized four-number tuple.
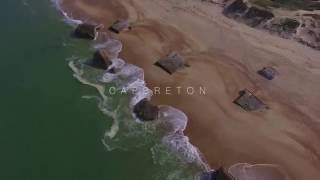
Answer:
(52, 0, 210, 174)
(228, 163, 291, 180)
(51, 1, 295, 180)
(88, 37, 209, 170)
(51, 0, 82, 26)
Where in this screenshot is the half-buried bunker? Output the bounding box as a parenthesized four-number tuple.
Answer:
(109, 20, 131, 34)
(234, 89, 267, 111)
(258, 67, 278, 80)
(197, 168, 234, 180)
(74, 23, 104, 40)
(155, 52, 188, 74)
(133, 98, 159, 121)
(91, 49, 113, 70)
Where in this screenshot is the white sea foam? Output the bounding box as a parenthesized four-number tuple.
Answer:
(93, 39, 123, 59)
(156, 106, 209, 170)
(101, 63, 144, 84)
(95, 39, 208, 169)
(54, 0, 208, 175)
(162, 132, 209, 171)
(76, 38, 207, 173)
(69, 60, 124, 148)
(109, 58, 126, 70)
(53, 0, 125, 152)
(82, 95, 120, 139)
(228, 163, 291, 180)
(54, 1, 295, 179)
(158, 106, 188, 133)
(69, 61, 108, 100)
(51, 0, 83, 26)
(92, 38, 152, 107)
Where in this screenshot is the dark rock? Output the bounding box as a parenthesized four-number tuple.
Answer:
(264, 17, 300, 38)
(223, 0, 274, 27)
(198, 168, 234, 180)
(155, 52, 186, 74)
(280, 18, 300, 32)
(92, 49, 113, 70)
(258, 67, 277, 80)
(134, 99, 159, 121)
(74, 23, 102, 40)
(302, 13, 320, 20)
(223, 0, 248, 18)
(223, 0, 320, 50)
(306, 2, 320, 11)
(107, 67, 116, 74)
(295, 15, 320, 50)
(109, 20, 131, 34)
(243, 6, 274, 27)
(233, 89, 267, 111)
(249, 0, 320, 11)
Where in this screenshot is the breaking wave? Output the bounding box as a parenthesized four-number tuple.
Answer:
(93, 39, 123, 58)
(51, 0, 83, 26)
(51, 4, 209, 173)
(228, 163, 290, 180)
(96, 37, 208, 171)
(101, 61, 152, 107)
(53, 1, 291, 180)
(55, 4, 207, 177)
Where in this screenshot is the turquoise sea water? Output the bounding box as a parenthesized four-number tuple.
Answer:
(0, 0, 200, 179)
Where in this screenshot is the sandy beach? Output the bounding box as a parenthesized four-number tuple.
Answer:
(60, 0, 320, 179)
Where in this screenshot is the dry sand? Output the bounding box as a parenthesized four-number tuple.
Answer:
(60, 0, 320, 179)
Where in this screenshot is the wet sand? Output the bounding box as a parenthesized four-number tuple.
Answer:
(60, 0, 320, 179)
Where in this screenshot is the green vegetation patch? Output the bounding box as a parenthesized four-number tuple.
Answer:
(251, 0, 320, 10)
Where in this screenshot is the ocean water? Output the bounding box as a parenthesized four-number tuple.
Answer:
(0, 0, 203, 179)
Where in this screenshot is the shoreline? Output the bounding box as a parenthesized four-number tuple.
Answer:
(56, 0, 320, 180)
(53, 0, 210, 175)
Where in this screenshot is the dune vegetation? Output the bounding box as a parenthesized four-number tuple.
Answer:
(251, 0, 320, 10)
